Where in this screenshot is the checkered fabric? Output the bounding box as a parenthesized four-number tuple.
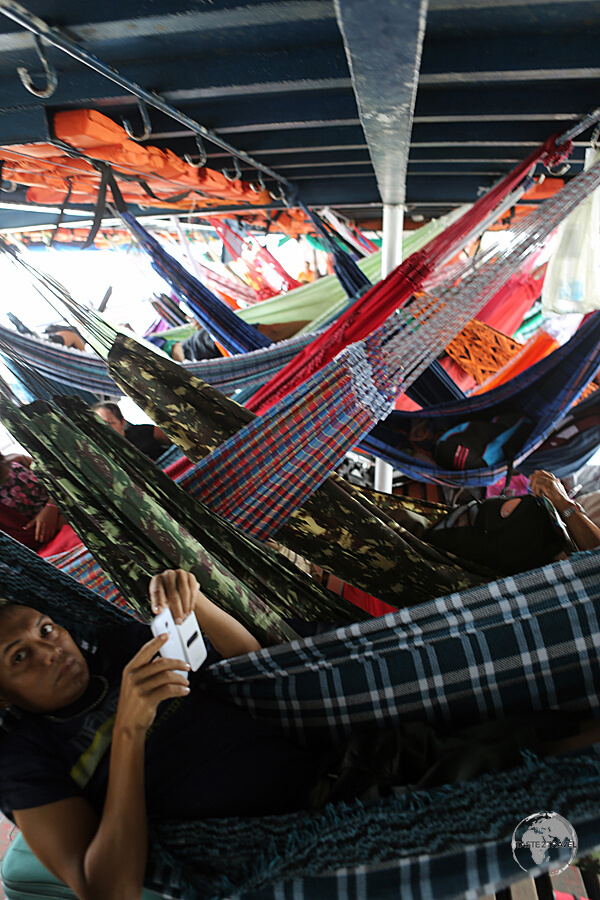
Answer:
(145, 550, 600, 900)
(186, 162, 600, 536)
(206, 550, 600, 740)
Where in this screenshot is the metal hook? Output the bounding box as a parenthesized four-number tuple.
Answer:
(545, 161, 571, 177)
(122, 100, 152, 142)
(249, 170, 267, 192)
(184, 134, 208, 168)
(17, 34, 57, 99)
(269, 182, 288, 204)
(222, 156, 242, 181)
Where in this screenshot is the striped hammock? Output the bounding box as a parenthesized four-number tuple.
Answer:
(362, 311, 600, 486)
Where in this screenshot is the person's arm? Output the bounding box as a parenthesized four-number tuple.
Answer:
(529, 469, 600, 551)
(14, 633, 190, 900)
(149, 568, 262, 658)
(23, 502, 60, 543)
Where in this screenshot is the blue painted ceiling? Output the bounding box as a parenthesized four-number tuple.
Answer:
(0, 0, 597, 230)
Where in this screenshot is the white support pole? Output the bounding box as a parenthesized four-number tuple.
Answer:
(171, 215, 203, 282)
(374, 203, 404, 493)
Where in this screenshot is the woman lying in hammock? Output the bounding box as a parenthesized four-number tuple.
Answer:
(0, 568, 598, 900)
(0, 452, 64, 550)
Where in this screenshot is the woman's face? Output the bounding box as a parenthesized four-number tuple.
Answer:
(95, 407, 126, 436)
(0, 606, 89, 713)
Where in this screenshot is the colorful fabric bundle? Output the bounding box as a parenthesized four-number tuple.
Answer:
(2, 532, 600, 900)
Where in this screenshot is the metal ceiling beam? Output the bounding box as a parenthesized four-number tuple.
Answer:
(334, 0, 428, 205)
(0, 47, 351, 108)
(0, 1, 337, 52)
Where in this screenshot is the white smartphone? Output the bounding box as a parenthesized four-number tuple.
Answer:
(150, 607, 207, 675)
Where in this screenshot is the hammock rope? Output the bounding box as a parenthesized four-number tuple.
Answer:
(247, 135, 573, 413)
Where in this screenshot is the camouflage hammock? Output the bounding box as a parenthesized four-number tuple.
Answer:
(107, 335, 489, 607)
(0, 395, 362, 645)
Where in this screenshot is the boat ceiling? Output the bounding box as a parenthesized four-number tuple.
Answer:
(0, 0, 597, 231)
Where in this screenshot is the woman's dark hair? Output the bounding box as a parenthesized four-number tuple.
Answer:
(91, 401, 124, 423)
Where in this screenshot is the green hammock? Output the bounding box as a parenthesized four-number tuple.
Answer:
(237, 208, 468, 331)
(0, 396, 363, 645)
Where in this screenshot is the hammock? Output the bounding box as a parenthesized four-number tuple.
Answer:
(0, 331, 487, 610)
(247, 136, 573, 414)
(297, 202, 372, 298)
(2, 532, 600, 900)
(0, 204, 477, 407)
(151, 161, 600, 537)
(121, 211, 272, 354)
(106, 335, 488, 607)
(0, 322, 318, 399)
(363, 311, 600, 486)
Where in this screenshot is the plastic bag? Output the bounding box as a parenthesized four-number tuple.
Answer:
(542, 147, 600, 314)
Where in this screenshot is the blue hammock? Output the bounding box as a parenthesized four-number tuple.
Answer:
(362, 312, 600, 486)
(2, 532, 600, 899)
(298, 203, 373, 298)
(122, 211, 272, 354)
(519, 388, 600, 478)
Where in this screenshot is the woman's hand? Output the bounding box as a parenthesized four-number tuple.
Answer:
(529, 470, 572, 514)
(148, 568, 261, 659)
(149, 568, 201, 624)
(23, 504, 59, 543)
(116, 634, 190, 734)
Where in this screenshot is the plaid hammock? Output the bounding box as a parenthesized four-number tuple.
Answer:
(2, 533, 600, 900)
(0, 322, 319, 398)
(166, 160, 600, 537)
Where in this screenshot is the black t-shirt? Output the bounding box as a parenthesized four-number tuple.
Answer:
(0, 623, 320, 822)
(124, 424, 171, 462)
